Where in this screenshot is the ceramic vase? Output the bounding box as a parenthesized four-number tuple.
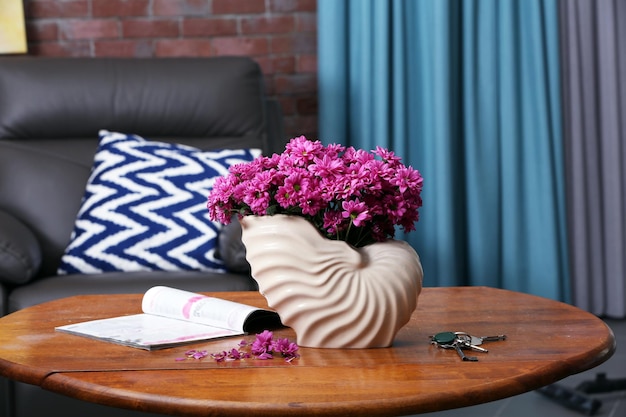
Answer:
(239, 214, 423, 348)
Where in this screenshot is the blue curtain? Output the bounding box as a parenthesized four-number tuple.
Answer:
(318, 0, 570, 301)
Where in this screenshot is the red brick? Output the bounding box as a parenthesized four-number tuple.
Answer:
(292, 33, 316, 53)
(60, 19, 120, 40)
(211, 36, 269, 56)
(92, 0, 150, 17)
(182, 18, 238, 37)
(122, 19, 180, 38)
(241, 16, 295, 35)
(274, 73, 317, 94)
(272, 56, 297, 74)
(26, 21, 58, 42)
(155, 39, 213, 56)
(154, 0, 209, 16)
(28, 41, 92, 57)
(270, 0, 316, 13)
(270, 35, 292, 54)
(295, 12, 317, 32)
(25, 0, 89, 19)
(297, 54, 316, 72)
(271, 33, 316, 54)
(95, 39, 154, 57)
(212, 0, 265, 15)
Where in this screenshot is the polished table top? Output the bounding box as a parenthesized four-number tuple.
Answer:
(0, 287, 616, 417)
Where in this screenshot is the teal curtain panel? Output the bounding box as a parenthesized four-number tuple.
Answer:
(318, 0, 626, 318)
(318, 0, 625, 312)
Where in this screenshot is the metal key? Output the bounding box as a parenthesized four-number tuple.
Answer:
(430, 332, 479, 361)
(456, 332, 506, 347)
(452, 341, 479, 361)
(466, 333, 507, 348)
(478, 334, 507, 343)
(454, 333, 489, 353)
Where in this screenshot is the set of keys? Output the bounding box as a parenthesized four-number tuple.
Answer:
(430, 331, 507, 361)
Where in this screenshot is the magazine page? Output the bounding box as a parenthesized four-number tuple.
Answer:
(55, 286, 281, 350)
(141, 286, 272, 332)
(55, 314, 243, 350)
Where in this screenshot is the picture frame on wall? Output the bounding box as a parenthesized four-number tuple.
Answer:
(0, 0, 27, 54)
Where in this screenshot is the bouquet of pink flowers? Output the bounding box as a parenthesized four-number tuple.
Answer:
(207, 136, 423, 248)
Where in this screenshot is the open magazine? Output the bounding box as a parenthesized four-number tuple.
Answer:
(55, 286, 281, 350)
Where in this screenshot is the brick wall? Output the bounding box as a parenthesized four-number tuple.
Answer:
(22, 0, 318, 140)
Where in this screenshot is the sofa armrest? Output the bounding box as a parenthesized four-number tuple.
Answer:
(0, 210, 42, 284)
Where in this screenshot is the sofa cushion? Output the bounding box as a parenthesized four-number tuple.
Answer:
(217, 217, 251, 273)
(0, 211, 42, 284)
(0, 57, 267, 143)
(58, 130, 260, 275)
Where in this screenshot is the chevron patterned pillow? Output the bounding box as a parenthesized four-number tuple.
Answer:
(57, 130, 261, 274)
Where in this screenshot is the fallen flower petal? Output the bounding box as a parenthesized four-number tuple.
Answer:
(200, 331, 299, 363)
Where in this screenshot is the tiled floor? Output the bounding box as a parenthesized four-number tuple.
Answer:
(414, 319, 626, 417)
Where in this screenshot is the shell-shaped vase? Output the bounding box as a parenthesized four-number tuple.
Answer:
(239, 214, 423, 348)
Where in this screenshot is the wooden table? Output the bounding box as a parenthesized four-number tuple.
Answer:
(0, 287, 616, 417)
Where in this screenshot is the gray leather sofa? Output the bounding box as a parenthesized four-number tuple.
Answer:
(0, 56, 285, 417)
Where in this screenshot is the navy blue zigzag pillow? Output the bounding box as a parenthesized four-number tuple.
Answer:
(58, 130, 260, 274)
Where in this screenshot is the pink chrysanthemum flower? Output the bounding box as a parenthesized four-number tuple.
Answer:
(271, 337, 300, 360)
(207, 136, 423, 247)
(342, 200, 370, 227)
(251, 330, 274, 358)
